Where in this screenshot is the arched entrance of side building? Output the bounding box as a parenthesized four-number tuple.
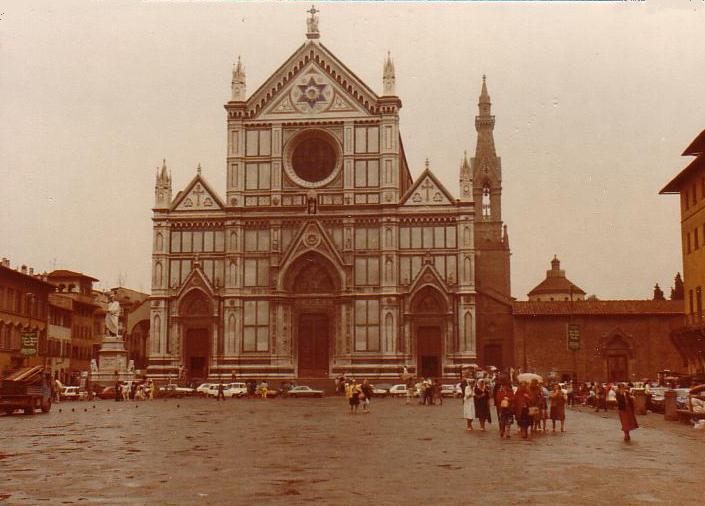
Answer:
(179, 289, 214, 383)
(283, 251, 342, 378)
(600, 329, 635, 383)
(410, 286, 449, 379)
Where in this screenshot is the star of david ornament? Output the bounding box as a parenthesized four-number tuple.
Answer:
(297, 77, 327, 109)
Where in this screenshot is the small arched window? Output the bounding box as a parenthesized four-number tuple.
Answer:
(482, 184, 491, 219)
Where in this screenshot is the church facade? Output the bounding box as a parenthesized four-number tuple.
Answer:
(147, 11, 512, 383)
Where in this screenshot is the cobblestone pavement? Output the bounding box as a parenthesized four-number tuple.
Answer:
(1, 397, 703, 505)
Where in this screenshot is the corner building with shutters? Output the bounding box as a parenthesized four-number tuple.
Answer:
(147, 14, 512, 383)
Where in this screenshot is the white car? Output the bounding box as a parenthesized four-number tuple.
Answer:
(441, 384, 458, 397)
(388, 384, 409, 396)
(224, 382, 248, 398)
(196, 383, 214, 396)
(60, 386, 87, 401)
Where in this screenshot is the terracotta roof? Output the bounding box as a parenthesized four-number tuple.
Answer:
(527, 276, 586, 296)
(48, 269, 99, 282)
(513, 300, 684, 316)
(683, 128, 705, 156)
(660, 154, 705, 194)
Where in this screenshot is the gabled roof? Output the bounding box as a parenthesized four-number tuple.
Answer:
(660, 127, 705, 194)
(48, 269, 98, 282)
(279, 220, 346, 273)
(660, 154, 705, 194)
(244, 41, 381, 118)
(175, 264, 217, 298)
(683, 128, 705, 156)
(170, 172, 225, 212)
(400, 168, 456, 207)
(407, 262, 449, 295)
(513, 300, 683, 316)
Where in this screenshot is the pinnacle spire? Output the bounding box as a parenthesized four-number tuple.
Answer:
(479, 74, 491, 109)
(197, 163, 202, 176)
(383, 51, 396, 96)
(231, 55, 246, 101)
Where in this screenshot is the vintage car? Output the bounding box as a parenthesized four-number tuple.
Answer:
(371, 383, 392, 397)
(60, 386, 87, 401)
(286, 386, 324, 398)
(159, 384, 195, 398)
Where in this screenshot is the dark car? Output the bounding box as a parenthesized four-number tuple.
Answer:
(287, 386, 324, 398)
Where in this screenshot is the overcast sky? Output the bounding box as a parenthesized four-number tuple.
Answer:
(1, 1, 704, 298)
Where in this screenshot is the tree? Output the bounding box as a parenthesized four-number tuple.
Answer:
(653, 283, 665, 301)
(670, 273, 684, 300)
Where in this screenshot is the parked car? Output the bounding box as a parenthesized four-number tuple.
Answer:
(441, 384, 458, 397)
(388, 384, 409, 397)
(649, 387, 668, 412)
(60, 386, 87, 401)
(286, 386, 324, 398)
(97, 386, 116, 400)
(196, 383, 214, 397)
(159, 384, 195, 398)
(372, 383, 392, 397)
(223, 382, 248, 398)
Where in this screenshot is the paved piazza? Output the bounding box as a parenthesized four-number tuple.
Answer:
(1, 398, 703, 505)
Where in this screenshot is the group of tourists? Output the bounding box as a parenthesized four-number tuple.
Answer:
(343, 378, 373, 414)
(114, 379, 155, 401)
(462, 378, 567, 439)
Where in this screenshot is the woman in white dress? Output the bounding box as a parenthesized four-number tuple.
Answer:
(463, 380, 476, 431)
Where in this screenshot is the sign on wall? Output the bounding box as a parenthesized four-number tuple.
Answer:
(21, 331, 38, 356)
(566, 323, 581, 351)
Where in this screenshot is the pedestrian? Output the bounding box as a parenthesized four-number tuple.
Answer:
(595, 383, 607, 412)
(463, 380, 476, 431)
(346, 378, 361, 415)
(259, 380, 269, 399)
(615, 383, 638, 442)
(474, 379, 492, 431)
(361, 379, 373, 413)
(495, 383, 515, 439)
(148, 379, 155, 400)
(549, 383, 566, 432)
(216, 381, 225, 401)
(53, 378, 62, 403)
(528, 380, 542, 433)
(514, 381, 532, 439)
(433, 379, 443, 406)
(539, 382, 549, 432)
(114, 381, 122, 402)
(566, 381, 574, 407)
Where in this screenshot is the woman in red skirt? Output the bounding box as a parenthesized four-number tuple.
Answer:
(615, 383, 638, 441)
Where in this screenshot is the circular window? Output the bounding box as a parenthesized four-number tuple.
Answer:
(284, 129, 341, 188)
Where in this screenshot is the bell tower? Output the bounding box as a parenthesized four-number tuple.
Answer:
(470, 76, 512, 369)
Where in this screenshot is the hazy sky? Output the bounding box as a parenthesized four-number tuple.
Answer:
(2, 1, 704, 298)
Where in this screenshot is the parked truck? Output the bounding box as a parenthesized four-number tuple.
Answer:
(0, 366, 52, 415)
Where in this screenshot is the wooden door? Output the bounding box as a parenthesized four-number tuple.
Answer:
(607, 354, 628, 383)
(298, 314, 329, 377)
(185, 328, 210, 381)
(417, 326, 442, 378)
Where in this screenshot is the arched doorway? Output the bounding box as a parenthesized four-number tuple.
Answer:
(285, 252, 339, 378)
(179, 289, 213, 383)
(605, 337, 631, 382)
(411, 286, 447, 379)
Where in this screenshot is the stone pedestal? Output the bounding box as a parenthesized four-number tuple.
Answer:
(90, 335, 136, 386)
(632, 388, 647, 415)
(664, 390, 679, 421)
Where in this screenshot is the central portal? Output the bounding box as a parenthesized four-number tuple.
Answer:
(417, 326, 442, 378)
(298, 313, 330, 377)
(184, 328, 210, 382)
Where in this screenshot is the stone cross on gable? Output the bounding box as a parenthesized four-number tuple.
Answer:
(192, 184, 205, 207)
(421, 179, 435, 201)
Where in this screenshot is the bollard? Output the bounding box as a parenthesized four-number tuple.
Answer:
(632, 389, 647, 415)
(664, 390, 678, 421)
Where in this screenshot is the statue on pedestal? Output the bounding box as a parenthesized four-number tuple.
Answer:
(106, 294, 120, 336)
